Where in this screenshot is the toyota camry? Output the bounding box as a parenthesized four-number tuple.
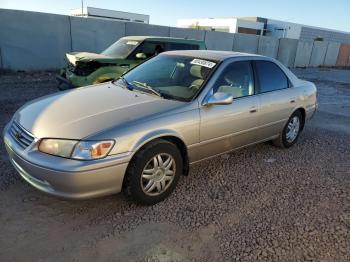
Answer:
(3, 50, 317, 205)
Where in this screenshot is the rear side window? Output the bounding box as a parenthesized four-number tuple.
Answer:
(167, 43, 199, 51)
(255, 61, 289, 93)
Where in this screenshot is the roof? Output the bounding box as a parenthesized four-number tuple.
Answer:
(121, 36, 204, 43)
(161, 50, 263, 61)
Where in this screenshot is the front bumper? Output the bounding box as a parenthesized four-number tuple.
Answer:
(56, 69, 90, 90)
(306, 103, 317, 120)
(3, 124, 131, 199)
(56, 74, 75, 91)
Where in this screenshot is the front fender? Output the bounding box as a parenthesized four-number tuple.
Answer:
(131, 129, 186, 153)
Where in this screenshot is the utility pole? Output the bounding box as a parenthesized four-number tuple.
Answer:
(81, 0, 84, 16)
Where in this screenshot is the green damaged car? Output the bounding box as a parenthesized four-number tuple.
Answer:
(57, 36, 206, 90)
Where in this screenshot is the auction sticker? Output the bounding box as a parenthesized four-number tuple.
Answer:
(126, 41, 139, 45)
(190, 59, 216, 68)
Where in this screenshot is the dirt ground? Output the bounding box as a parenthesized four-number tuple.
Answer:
(0, 68, 349, 261)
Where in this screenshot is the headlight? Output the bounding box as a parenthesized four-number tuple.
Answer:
(71, 140, 115, 160)
(39, 139, 77, 158)
(39, 139, 114, 160)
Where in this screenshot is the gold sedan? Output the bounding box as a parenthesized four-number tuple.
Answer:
(3, 50, 317, 205)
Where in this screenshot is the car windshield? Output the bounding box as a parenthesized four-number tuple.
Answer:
(114, 55, 218, 101)
(101, 39, 140, 58)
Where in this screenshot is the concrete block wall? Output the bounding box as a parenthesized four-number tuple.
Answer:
(125, 22, 170, 37)
(309, 41, 328, 67)
(0, 9, 346, 70)
(232, 33, 259, 54)
(277, 38, 298, 67)
(324, 42, 341, 66)
(0, 9, 71, 70)
(294, 41, 313, 67)
(205, 31, 235, 51)
(169, 27, 206, 41)
(70, 17, 126, 53)
(257, 36, 279, 58)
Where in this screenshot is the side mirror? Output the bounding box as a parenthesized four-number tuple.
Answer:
(203, 92, 233, 106)
(136, 53, 147, 59)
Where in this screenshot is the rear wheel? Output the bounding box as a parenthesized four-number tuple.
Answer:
(124, 139, 183, 205)
(273, 110, 303, 148)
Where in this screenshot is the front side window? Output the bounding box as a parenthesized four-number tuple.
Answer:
(255, 61, 289, 93)
(130, 41, 165, 59)
(213, 61, 254, 99)
(114, 55, 217, 101)
(101, 39, 140, 58)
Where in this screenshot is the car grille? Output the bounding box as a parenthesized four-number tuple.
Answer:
(9, 121, 35, 149)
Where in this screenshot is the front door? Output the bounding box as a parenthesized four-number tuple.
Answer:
(194, 61, 261, 161)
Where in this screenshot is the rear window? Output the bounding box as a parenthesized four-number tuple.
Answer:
(255, 61, 289, 93)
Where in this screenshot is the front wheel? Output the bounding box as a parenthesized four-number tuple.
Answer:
(124, 139, 183, 205)
(273, 110, 303, 148)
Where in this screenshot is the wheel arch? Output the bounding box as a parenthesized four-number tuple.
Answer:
(293, 107, 306, 130)
(129, 130, 190, 176)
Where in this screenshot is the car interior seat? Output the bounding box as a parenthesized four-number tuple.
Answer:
(217, 69, 253, 98)
(189, 65, 209, 90)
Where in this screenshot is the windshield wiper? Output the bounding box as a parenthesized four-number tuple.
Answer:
(120, 77, 134, 90)
(132, 81, 162, 97)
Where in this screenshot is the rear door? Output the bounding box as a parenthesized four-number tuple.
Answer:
(254, 60, 298, 138)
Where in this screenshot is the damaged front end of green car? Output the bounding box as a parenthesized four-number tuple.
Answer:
(56, 52, 136, 90)
(56, 36, 206, 90)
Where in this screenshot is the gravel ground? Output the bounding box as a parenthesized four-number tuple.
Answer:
(0, 68, 349, 261)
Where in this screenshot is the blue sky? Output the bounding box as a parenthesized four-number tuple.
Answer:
(2, 0, 350, 32)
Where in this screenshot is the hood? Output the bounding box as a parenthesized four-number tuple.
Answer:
(66, 52, 119, 65)
(15, 83, 184, 139)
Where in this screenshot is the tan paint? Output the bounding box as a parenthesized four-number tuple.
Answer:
(336, 44, 350, 66)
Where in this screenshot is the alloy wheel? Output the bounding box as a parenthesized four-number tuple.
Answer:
(140, 153, 176, 196)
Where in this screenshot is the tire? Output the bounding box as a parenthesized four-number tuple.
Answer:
(124, 139, 183, 205)
(272, 110, 303, 148)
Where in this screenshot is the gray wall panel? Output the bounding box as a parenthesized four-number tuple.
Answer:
(125, 22, 170, 37)
(258, 36, 279, 58)
(232, 33, 259, 54)
(205, 31, 234, 51)
(309, 41, 328, 67)
(294, 41, 313, 67)
(324, 42, 341, 66)
(277, 38, 298, 67)
(169, 27, 206, 41)
(0, 9, 71, 70)
(70, 17, 125, 53)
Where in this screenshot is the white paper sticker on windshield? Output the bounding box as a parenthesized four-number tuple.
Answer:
(190, 59, 216, 68)
(126, 41, 139, 45)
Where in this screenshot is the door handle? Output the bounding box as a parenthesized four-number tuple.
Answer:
(120, 64, 130, 69)
(290, 98, 296, 103)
